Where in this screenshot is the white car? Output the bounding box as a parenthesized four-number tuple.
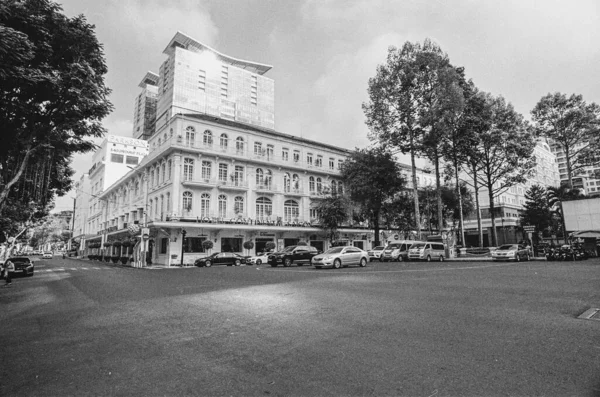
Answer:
(246, 252, 270, 265)
(366, 246, 385, 262)
(42, 252, 53, 259)
(311, 246, 368, 269)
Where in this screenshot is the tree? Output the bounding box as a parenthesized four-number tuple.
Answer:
(363, 41, 424, 238)
(315, 194, 349, 245)
(340, 147, 406, 246)
(243, 241, 254, 256)
(0, 0, 112, 215)
(467, 93, 536, 247)
(531, 93, 600, 188)
(521, 185, 553, 244)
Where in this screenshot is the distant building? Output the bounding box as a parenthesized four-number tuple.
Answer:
(83, 135, 148, 249)
(462, 139, 560, 246)
(72, 173, 90, 251)
(550, 139, 600, 194)
(132, 72, 159, 140)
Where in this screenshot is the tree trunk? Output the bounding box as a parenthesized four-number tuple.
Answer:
(409, 134, 421, 240)
(454, 161, 465, 246)
(372, 209, 380, 247)
(565, 146, 572, 189)
(487, 181, 498, 247)
(472, 162, 483, 247)
(0, 145, 34, 213)
(434, 155, 443, 234)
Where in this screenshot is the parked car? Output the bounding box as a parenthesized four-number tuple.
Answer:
(382, 240, 424, 262)
(312, 246, 369, 269)
(408, 242, 446, 262)
(491, 244, 530, 262)
(268, 245, 319, 267)
(7, 256, 35, 277)
(246, 252, 271, 266)
(194, 252, 246, 267)
(42, 252, 53, 259)
(366, 246, 385, 262)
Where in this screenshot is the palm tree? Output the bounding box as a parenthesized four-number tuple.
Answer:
(547, 184, 584, 244)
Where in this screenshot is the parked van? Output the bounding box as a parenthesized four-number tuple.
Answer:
(382, 240, 424, 262)
(408, 242, 446, 262)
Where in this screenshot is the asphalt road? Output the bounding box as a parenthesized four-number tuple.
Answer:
(1, 256, 600, 397)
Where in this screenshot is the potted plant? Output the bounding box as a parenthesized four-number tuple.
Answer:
(243, 241, 254, 256)
(265, 241, 276, 252)
(120, 256, 129, 265)
(111, 255, 120, 263)
(202, 240, 214, 253)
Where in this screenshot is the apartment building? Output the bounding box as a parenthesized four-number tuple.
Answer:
(132, 72, 159, 140)
(551, 140, 600, 195)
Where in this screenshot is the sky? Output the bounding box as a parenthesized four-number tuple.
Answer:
(52, 0, 600, 211)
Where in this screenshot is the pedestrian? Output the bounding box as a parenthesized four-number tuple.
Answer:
(4, 258, 14, 287)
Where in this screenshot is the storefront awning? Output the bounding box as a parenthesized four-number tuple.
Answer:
(570, 230, 600, 239)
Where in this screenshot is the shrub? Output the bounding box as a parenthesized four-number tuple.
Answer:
(120, 256, 129, 264)
(104, 255, 111, 262)
(111, 255, 120, 263)
(202, 240, 214, 251)
(265, 242, 276, 251)
(243, 241, 254, 250)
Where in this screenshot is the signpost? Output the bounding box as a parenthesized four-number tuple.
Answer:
(522, 225, 535, 256)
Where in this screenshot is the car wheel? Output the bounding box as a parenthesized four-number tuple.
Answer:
(397, 255, 403, 262)
(256, 259, 262, 265)
(426, 255, 432, 262)
(516, 255, 521, 262)
(205, 261, 212, 267)
(359, 258, 367, 267)
(234, 259, 241, 266)
(439, 255, 444, 262)
(333, 259, 342, 269)
(284, 258, 292, 267)
(379, 257, 384, 262)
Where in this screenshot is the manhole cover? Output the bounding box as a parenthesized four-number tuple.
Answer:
(578, 308, 600, 321)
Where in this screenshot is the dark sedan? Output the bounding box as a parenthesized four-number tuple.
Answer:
(7, 256, 35, 276)
(194, 252, 246, 267)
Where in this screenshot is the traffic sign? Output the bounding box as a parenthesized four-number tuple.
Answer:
(523, 225, 535, 232)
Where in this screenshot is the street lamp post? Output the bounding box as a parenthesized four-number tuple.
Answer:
(180, 229, 187, 267)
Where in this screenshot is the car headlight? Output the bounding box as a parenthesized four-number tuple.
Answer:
(507, 251, 515, 255)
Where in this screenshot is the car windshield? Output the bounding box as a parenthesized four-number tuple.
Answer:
(282, 246, 296, 252)
(324, 247, 344, 254)
(411, 243, 425, 249)
(373, 246, 384, 250)
(497, 245, 517, 251)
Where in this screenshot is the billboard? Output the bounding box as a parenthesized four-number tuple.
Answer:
(563, 197, 600, 231)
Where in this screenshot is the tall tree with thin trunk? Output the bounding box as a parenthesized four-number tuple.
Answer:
(469, 93, 537, 246)
(531, 93, 600, 188)
(363, 39, 463, 238)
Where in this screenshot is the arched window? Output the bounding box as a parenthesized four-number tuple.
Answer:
(265, 170, 272, 188)
(200, 193, 211, 217)
(338, 182, 343, 195)
(284, 200, 299, 222)
(292, 174, 300, 191)
(169, 128, 173, 137)
(218, 194, 227, 218)
(203, 130, 213, 147)
(166, 193, 171, 212)
(220, 133, 228, 150)
(163, 133, 168, 142)
(149, 199, 153, 218)
(149, 170, 154, 187)
(309, 176, 315, 192)
(254, 141, 262, 155)
(316, 177, 322, 193)
(331, 180, 337, 195)
(156, 195, 161, 216)
(183, 158, 194, 181)
(134, 180, 140, 196)
(185, 126, 195, 147)
(256, 168, 264, 186)
(283, 173, 291, 193)
(182, 191, 193, 213)
(161, 163, 166, 183)
(155, 166, 160, 185)
(256, 197, 272, 219)
(234, 196, 244, 215)
(201, 161, 212, 180)
(167, 159, 172, 180)
(236, 137, 245, 154)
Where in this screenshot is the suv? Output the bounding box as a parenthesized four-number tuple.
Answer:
(268, 245, 319, 267)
